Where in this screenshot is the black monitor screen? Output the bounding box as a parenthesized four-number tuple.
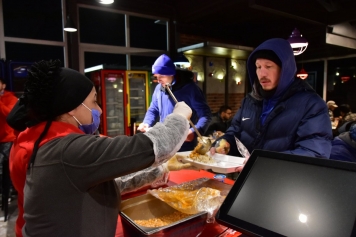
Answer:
(216, 150, 356, 237)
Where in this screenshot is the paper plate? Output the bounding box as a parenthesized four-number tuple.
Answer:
(177, 151, 245, 174)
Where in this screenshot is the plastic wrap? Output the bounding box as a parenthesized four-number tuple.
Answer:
(115, 165, 169, 195)
(147, 178, 225, 221)
(234, 136, 250, 158)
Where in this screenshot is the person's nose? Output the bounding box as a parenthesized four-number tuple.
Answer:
(96, 104, 103, 114)
(259, 68, 268, 78)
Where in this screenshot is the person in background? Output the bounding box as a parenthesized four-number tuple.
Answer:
(327, 100, 338, 128)
(330, 121, 356, 162)
(204, 105, 233, 137)
(0, 77, 18, 160)
(0, 77, 18, 220)
(211, 38, 332, 172)
(336, 104, 356, 129)
(138, 54, 211, 151)
(327, 100, 338, 121)
(9, 60, 193, 237)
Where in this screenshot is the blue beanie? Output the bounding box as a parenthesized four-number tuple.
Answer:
(152, 54, 176, 75)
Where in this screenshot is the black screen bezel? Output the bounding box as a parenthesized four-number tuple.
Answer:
(216, 149, 356, 237)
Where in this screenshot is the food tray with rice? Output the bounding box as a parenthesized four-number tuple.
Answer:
(119, 178, 232, 236)
(178, 150, 245, 174)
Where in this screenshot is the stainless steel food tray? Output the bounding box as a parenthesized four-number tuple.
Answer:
(119, 178, 232, 236)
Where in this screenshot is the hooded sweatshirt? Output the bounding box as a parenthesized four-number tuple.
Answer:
(218, 38, 332, 158)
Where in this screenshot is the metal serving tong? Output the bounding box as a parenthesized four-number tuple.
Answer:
(165, 84, 211, 155)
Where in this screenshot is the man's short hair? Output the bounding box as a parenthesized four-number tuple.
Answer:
(219, 105, 232, 114)
(339, 104, 351, 114)
(0, 78, 5, 84)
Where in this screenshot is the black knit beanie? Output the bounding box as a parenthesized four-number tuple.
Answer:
(51, 67, 94, 117)
(252, 49, 282, 68)
(25, 60, 93, 120)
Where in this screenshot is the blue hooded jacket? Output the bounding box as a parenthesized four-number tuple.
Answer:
(143, 68, 211, 151)
(219, 38, 332, 158)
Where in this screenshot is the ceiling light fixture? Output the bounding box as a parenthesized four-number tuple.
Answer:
(173, 53, 190, 68)
(297, 68, 308, 79)
(63, 16, 77, 32)
(287, 28, 308, 56)
(96, 0, 114, 4)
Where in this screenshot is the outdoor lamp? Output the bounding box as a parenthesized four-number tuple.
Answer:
(297, 68, 308, 79)
(174, 53, 190, 67)
(96, 0, 114, 4)
(287, 28, 308, 56)
(64, 16, 77, 32)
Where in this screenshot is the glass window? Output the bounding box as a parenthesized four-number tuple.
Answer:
(3, 0, 63, 41)
(129, 16, 167, 50)
(79, 7, 125, 46)
(327, 57, 356, 112)
(84, 52, 126, 69)
(297, 61, 324, 97)
(5, 42, 64, 64)
(131, 55, 157, 71)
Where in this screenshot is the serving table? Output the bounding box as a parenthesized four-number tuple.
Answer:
(115, 169, 242, 237)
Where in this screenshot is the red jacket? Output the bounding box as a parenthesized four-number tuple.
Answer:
(9, 121, 84, 237)
(0, 91, 18, 142)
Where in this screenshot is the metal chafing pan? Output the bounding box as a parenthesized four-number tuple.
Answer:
(119, 178, 232, 236)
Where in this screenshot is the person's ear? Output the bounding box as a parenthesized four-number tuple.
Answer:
(67, 106, 79, 116)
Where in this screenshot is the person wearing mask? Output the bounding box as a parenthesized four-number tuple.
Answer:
(137, 54, 211, 151)
(9, 60, 194, 237)
(204, 105, 233, 137)
(330, 121, 356, 162)
(211, 38, 332, 172)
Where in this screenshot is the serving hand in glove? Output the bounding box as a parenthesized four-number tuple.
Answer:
(210, 139, 230, 155)
(163, 154, 198, 172)
(137, 123, 149, 132)
(173, 101, 192, 120)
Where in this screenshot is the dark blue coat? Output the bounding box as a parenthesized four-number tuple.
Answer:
(330, 133, 356, 162)
(143, 69, 211, 151)
(219, 38, 332, 158)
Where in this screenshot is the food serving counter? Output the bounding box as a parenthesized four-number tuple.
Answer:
(115, 170, 242, 237)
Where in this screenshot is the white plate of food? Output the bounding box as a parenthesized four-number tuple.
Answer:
(177, 151, 245, 174)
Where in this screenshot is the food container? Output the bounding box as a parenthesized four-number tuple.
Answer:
(119, 178, 231, 236)
(178, 151, 245, 174)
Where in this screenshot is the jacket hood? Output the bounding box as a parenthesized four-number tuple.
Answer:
(247, 38, 297, 98)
